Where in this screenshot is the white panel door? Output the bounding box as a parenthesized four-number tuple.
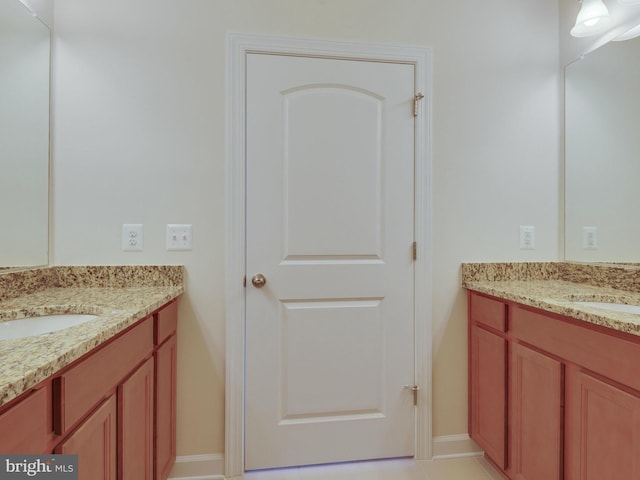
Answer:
(245, 53, 416, 471)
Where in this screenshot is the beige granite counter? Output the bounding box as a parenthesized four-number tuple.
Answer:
(0, 266, 184, 407)
(462, 262, 640, 338)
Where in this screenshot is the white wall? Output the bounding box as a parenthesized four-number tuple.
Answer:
(52, 0, 560, 456)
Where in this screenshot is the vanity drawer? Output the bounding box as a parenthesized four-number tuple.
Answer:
(0, 383, 50, 453)
(53, 317, 153, 434)
(469, 293, 507, 332)
(511, 306, 640, 392)
(155, 300, 177, 346)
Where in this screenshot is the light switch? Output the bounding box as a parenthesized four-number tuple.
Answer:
(166, 224, 192, 251)
(519, 226, 535, 250)
(583, 227, 598, 250)
(122, 224, 143, 251)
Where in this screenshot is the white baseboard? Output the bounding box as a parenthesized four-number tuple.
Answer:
(168, 453, 225, 480)
(432, 434, 483, 460)
(167, 437, 481, 479)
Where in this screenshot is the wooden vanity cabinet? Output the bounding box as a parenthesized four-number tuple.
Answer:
(119, 357, 155, 480)
(468, 291, 640, 480)
(468, 294, 507, 469)
(0, 381, 52, 453)
(55, 394, 117, 480)
(52, 315, 154, 480)
(0, 299, 178, 480)
(154, 300, 178, 480)
(56, 355, 156, 480)
(510, 342, 563, 480)
(565, 368, 640, 480)
(53, 317, 154, 435)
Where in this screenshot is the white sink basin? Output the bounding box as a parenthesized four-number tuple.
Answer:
(573, 301, 640, 315)
(0, 314, 98, 341)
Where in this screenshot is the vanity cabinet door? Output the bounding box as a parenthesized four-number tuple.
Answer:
(155, 331, 177, 480)
(0, 383, 50, 454)
(469, 324, 507, 468)
(119, 357, 154, 480)
(56, 394, 117, 480)
(566, 369, 640, 480)
(510, 343, 563, 480)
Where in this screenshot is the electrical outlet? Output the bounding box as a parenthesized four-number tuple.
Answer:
(122, 224, 143, 251)
(519, 226, 535, 250)
(166, 224, 192, 251)
(583, 226, 598, 249)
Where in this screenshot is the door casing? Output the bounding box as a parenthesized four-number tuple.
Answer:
(225, 32, 433, 479)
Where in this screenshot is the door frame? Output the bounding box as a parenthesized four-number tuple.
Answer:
(225, 32, 432, 479)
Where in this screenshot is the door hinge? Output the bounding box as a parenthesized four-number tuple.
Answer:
(243, 275, 246, 288)
(412, 241, 417, 261)
(404, 384, 419, 406)
(414, 93, 425, 117)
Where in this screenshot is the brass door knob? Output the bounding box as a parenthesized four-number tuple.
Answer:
(251, 273, 267, 288)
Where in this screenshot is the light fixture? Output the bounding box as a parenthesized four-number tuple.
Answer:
(571, 0, 611, 37)
(618, 0, 640, 5)
(613, 23, 640, 40)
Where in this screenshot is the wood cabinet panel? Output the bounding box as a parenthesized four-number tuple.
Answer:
(470, 293, 506, 332)
(156, 334, 177, 480)
(54, 317, 154, 434)
(567, 369, 640, 480)
(56, 395, 117, 480)
(510, 343, 563, 480)
(119, 357, 154, 480)
(0, 383, 50, 454)
(470, 325, 506, 468)
(511, 306, 640, 392)
(155, 300, 177, 346)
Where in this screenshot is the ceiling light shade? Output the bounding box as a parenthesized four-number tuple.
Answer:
(613, 23, 640, 40)
(571, 0, 611, 37)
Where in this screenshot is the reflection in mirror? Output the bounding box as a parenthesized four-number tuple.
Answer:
(565, 36, 640, 263)
(0, 0, 50, 268)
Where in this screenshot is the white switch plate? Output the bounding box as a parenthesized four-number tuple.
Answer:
(167, 224, 192, 251)
(122, 224, 143, 251)
(583, 226, 598, 249)
(519, 226, 535, 250)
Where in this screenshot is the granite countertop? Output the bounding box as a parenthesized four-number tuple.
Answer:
(0, 266, 184, 407)
(462, 262, 640, 338)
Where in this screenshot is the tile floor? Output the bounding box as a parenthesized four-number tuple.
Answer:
(245, 456, 504, 480)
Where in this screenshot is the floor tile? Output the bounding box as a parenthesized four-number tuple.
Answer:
(245, 466, 301, 480)
(296, 461, 366, 480)
(245, 456, 503, 480)
(473, 456, 505, 480)
(316, 458, 427, 480)
(418, 456, 494, 480)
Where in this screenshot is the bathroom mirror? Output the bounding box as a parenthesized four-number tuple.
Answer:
(565, 35, 640, 263)
(0, 0, 50, 269)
